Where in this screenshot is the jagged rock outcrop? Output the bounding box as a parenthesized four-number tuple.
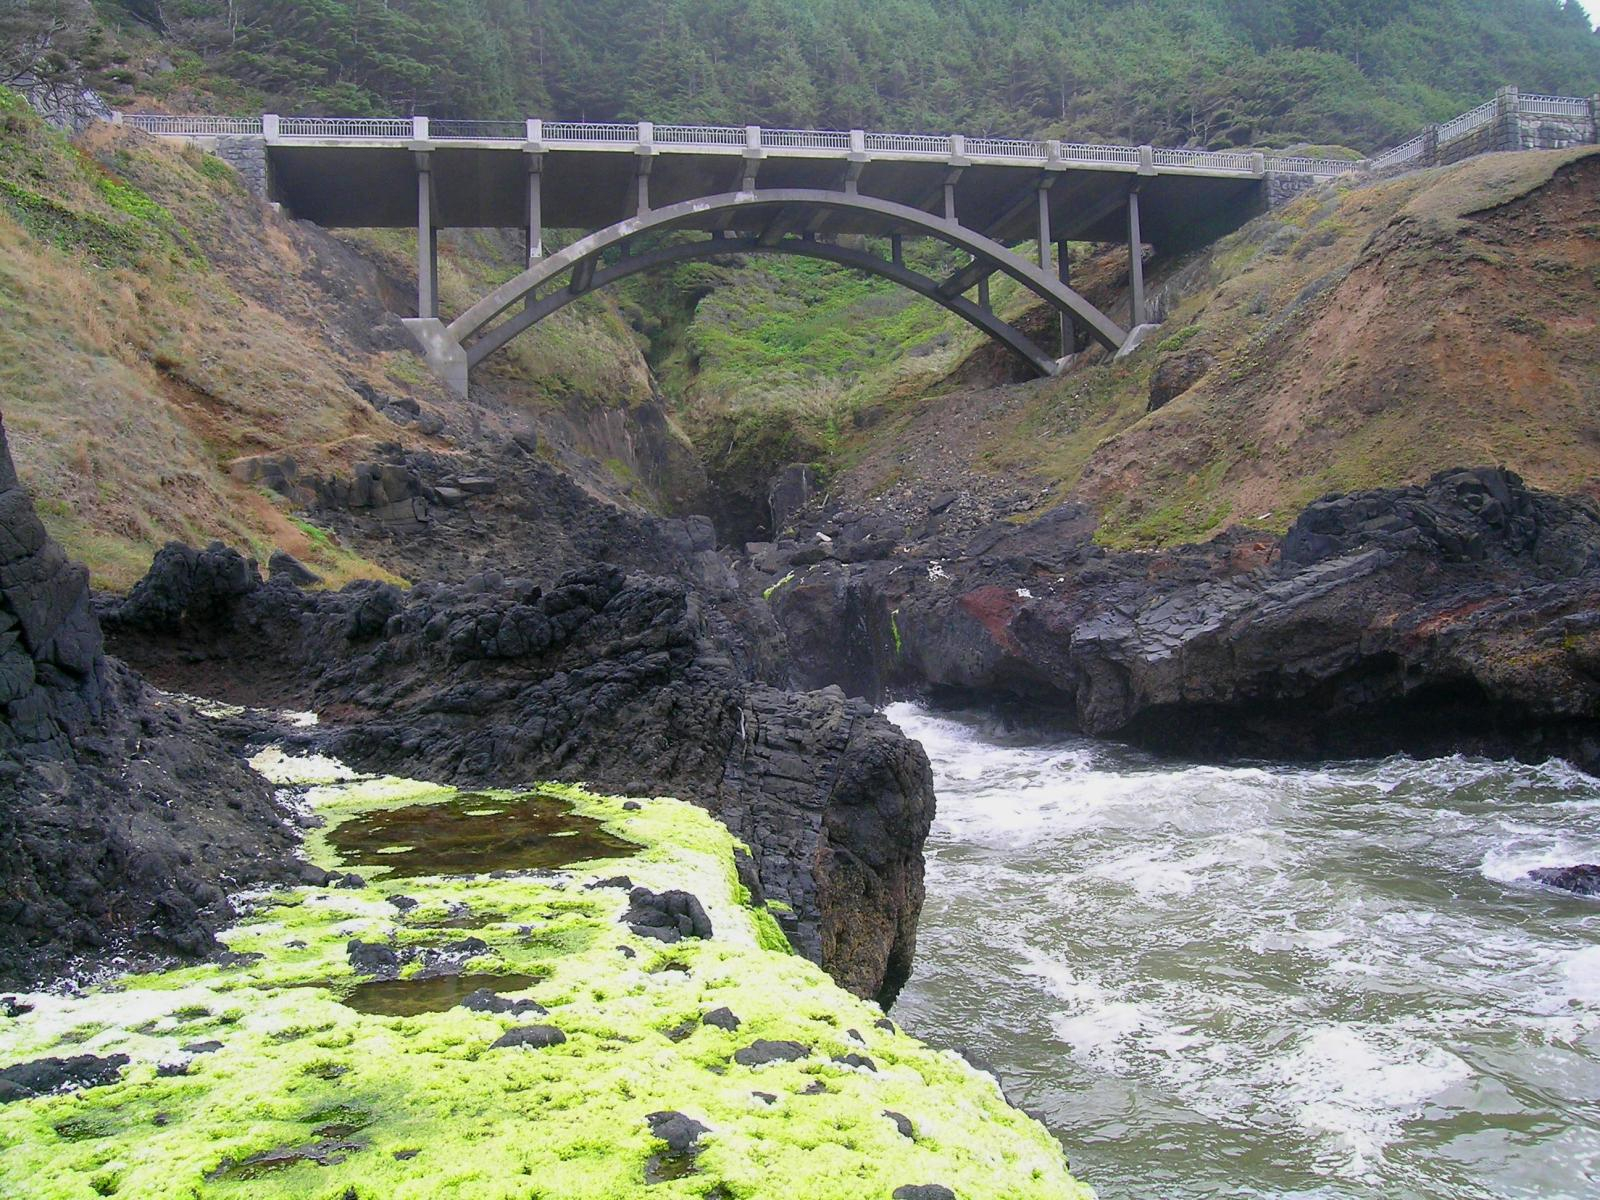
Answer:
(755, 468, 1600, 771)
(104, 548, 936, 1006)
(0, 419, 302, 988)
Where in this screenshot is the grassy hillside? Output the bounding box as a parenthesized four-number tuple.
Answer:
(0, 90, 655, 588)
(819, 148, 1600, 546)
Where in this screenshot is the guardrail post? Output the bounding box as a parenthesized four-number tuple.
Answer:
(746, 125, 761, 150)
(1590, 95, 1600, 144)
(1422, 124, 1439, 166)
(525, 118, 543, 145)
(1137, 145, 1156, 175)
(262, 113, 280, 142)
(413, 115, 430, 141)
(850, 129, 866, 155)
(1497, 86, 1521, 152)
(1250, 151, 1267, 176)
(109, 111, 123, 126)
(949, 133, 965, 159)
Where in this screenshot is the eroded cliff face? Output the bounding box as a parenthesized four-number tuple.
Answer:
(103, 547, 935, 1006)
(0, 418, 304, 988)
(754, 467, 1600, 772)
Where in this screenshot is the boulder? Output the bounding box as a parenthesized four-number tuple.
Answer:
(1528, 865, 1600, 896)
(1147, 349, 1215, 411)
(268, 550, 322, 587)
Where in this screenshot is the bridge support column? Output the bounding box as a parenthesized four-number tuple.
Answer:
(1127, 186, 1147, 328)
(1036, 184, 1053, 271)
(1057, 240, 1078, 358)
(525, 157, 544, 265)
(635, 122, 656, 216)
(978, 275, 991, 312)
(891, 234, 903, 269)
(416, 152, 438, 320)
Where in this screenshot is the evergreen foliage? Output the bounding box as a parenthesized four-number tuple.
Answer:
(105, 0, 1600, 150)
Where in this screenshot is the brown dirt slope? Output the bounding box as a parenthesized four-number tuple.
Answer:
(823, 148, 1599, 546)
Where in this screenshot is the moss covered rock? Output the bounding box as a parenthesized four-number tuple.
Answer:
(0, 753, 1091, 1200)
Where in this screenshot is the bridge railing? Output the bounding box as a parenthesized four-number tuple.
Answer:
(280, 116, 412, 138)
(864, 132, 954, 155)
(1519, 94, 1591, 117)
(1268, 155, 1364, 178)
(1437, 98, 1499, 144)
(1058, 143, 1140, 166)
(431, 118, 527, 141)
(760, 128, 853, 150)
(120, 113, 263, 136)
(1370, 133, 1428, 172)
(113, 88, 1595, 181)
(966, 136, 1048, 159)
(657, 124, 747, 147)
(543, 121, 637, 143)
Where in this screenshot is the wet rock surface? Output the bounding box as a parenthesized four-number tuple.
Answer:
(0, 1053, 129, 1103)
(622, 888, 714, 943)
(1528, 865, 1600, 896)
(0, 419, 301, 989)
(105, 548, 935, 1007)
(733, 1039, 811, 1067)
(754, 467, 1600, 772)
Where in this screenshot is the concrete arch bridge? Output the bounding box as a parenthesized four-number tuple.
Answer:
(123, 115, 1361, 396)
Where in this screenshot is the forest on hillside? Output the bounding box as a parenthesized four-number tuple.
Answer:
(8, 1, 1600, 150)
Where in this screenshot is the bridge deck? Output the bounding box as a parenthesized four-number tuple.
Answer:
(266, 137, 1264, 248)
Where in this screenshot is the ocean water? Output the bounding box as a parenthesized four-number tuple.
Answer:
(887, 702, 1600, 1200)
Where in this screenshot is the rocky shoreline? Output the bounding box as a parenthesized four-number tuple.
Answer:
(751, 466, 1600, 774)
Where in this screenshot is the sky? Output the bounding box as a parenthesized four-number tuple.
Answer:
(1583, 1, 1600, 26)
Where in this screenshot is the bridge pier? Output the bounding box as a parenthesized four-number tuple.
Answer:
(415, 152, 439, 320)
(1127, 186, 1147, 328)
(1057, 241, 1079, 358)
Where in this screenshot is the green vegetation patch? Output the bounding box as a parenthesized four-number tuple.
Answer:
(0, 753, 1086, 1200)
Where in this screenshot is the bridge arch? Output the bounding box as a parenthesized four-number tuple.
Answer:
(403, 188, 1132, 396)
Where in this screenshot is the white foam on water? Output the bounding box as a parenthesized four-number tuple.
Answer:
(891, 701, 1600, 1200)
(1266, 1025, 1473, 1177)
(1481, 829, 1600, 887)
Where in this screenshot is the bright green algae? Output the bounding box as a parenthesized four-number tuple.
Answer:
(0, 752, 1091, 1200)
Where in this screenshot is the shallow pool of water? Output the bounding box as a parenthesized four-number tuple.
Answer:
(887, 703, 1600, 1200)
(327, 791, 634, 878)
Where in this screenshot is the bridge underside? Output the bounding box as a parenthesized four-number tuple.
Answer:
(399, 185, 1178, 397)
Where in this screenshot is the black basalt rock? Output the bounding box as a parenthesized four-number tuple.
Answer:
(622, 888, 713, 943)
(733, 1039, 810, 1067)
(645, 1110, 709, 1153)
(1528, 865, 1600, 896)
(2, 418, 301, 989)
(0, 1053, 129, 1103)
(489, 1025, 566, 1050)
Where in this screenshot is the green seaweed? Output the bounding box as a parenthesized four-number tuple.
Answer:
(0, 756, 1089, 1200)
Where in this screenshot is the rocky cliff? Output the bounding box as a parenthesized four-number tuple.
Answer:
(103, 546, 935, 1006)
(0, 417, 304, 987)
(756, 467, 1600, 771)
